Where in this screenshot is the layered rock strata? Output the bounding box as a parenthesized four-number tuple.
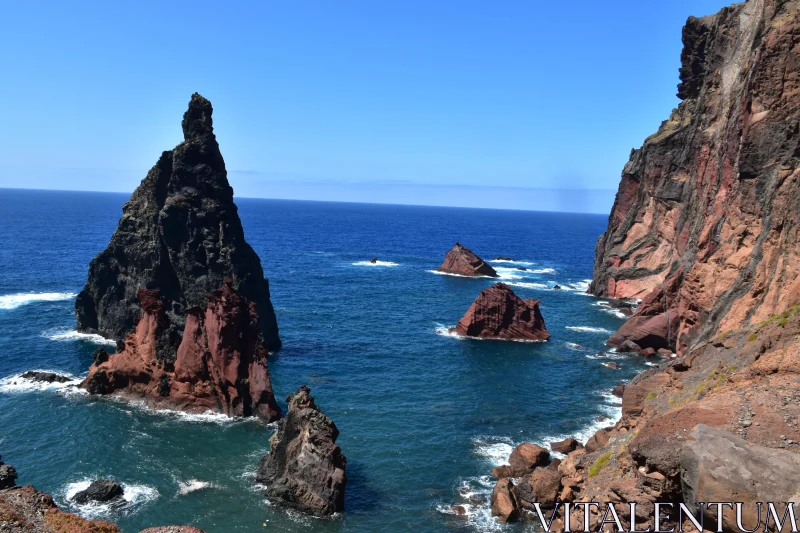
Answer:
(437, 243, 498, 277)
(256, 386, 347, 516)
(75, 93, 280, 353)
(590, 0, 800, 354)
(451, 283, 550, 341)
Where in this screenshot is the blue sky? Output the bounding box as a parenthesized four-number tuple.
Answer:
(0, 0, 731, 213)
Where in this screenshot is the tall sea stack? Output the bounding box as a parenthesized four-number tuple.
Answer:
(590, 0, 800, 354)
(76, 93, 281, 421)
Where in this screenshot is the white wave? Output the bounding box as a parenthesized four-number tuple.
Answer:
(593, 301, 629, 319)
(440, 475, 504, 532)
(493, 267, 525, 280)
(42, 327, 117, 346)
(472, 436, 514, 466)
(565, 342, 584, 351)
(427, 270, 495, 279)
(0, 292, 76, 310)
(352, 260, 399, 267)
(177, 479, 219, 495)
(489, 259, 534, 266)
(584, 351, 626, 361)
(64, 479, 159, 519)
(0, 371, 82, 394)
(557, 279, 592, 293)
(507, 281, 550, 290)
(565, 326, 613, 334)
(530, 268, 557, 274)
(434, 324, 546, 343)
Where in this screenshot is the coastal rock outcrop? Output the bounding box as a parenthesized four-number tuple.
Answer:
(681, 424, 800, 533)
(76, 94, 281, 421)
(0, 456, 17, 490)
(451, 283, 550, 341)
(437, 243, 498, 277)
(72, 480, 124, 504)
(256, 386, 346, 516)
(590, 0, 800, 354)
(82, 280, 281, 421)
(75, 93, 280, 353)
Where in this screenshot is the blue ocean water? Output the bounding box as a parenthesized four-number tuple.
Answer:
(0, 188, 650, 533)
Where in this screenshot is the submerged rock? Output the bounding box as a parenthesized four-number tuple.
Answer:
(76, 94, 281, 421)
(74, 93, 280, 353)
(19, 371, 71, 384)
(437, 243, 498, 277)
(72, 480, 124, 504)
(256, 386, 346, 516)
(83, 280, 281, 421)
(0, 455, 17, 489)
(451, 283, 550, 341)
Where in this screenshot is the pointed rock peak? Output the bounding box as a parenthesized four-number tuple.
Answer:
(182, 92, 214, 141)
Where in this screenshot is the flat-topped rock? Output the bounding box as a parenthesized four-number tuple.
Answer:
(437, 243, 498, 277)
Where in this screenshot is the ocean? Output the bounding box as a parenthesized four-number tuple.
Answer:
(0, 188, 650, 532)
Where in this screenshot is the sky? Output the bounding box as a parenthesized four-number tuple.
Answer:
(0, 0, 733, 213)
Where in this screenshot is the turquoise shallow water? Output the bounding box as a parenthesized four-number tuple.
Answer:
(0, 188, 651, 532)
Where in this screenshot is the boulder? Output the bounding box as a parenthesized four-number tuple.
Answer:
(553, 285, 562, 290)
(550, 438, 582, 455)
(657, 348, 673, 356)
(0, 456, 17, 489)
(584, 428, 612, 453)
(19, 371, 71, 383)
(616, 339, 642, 353)
(638, 347, 656, 357)
(509, 443, 550, 473)
(256, 386, 346, 516)
(490, 478, 521, 523)
(75, 93, 281, 353)
(451, 283, 550, 341)
(681, 425, 800, 533)
(602, 362, 620, 370)
(611, 384, 625, 398)
(517, 467, 563, 509)
(72, 480, 124, 504)
(437, 243, 498, 277)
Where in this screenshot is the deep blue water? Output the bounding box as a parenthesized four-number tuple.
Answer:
(0, 188, 650, 533)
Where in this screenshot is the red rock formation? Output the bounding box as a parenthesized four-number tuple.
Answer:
(451, 283, 550, 341)
(82, 280, 281, 421)
(591, 0, 800, 354)
(437, 242, 498, 277)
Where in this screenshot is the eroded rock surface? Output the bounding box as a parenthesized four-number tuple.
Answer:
(451, 283, 550, 341)
(256, 386, 346, 516)
(437, 243, 498, 277)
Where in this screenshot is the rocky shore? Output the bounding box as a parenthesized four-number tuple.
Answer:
(486, 0, 800, 529)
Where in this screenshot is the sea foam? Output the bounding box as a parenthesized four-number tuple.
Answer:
(352, 260, 399, 267)
(565, 326, 614, 334)
(177, 479, 219, 495)
(0, 371, 83, 394)
(0, 292, 76, 310)
(42, 327, 117, 346)
(63, 480, 159, 519)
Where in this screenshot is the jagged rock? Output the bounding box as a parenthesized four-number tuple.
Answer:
(681, 425, 800, 533)
(75, 93, 280, 353)
(553, 285, 561, 290)
(550, 438, 582, 455)
(490, 478, 521, 523)
(590, 0, 800, 355)
(256, 386, 346, 516)
(19, 371, 71, 384)
(616, 339, 642, 353)
(509, 443, 550, 474)
(0, 456, 17, 489)
(638, 347, 656, 357)
(0, 485, 121, 532)
(451, 283, 550, 341)
(611, 384, 625, 398)
(494, 256, 514, 261)
(437, 243, 498, 277)
(82, 280, 281, 421)
(517, 467, 563, 509)
(72, 480, 124, 504)
(93, 347, 110, 365)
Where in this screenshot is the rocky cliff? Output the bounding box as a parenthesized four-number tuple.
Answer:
(452, 283, 550, 341)
(75, 93, 280, 353)
(591, 0, 800, 354)
(256, 386, 347, 516)
(437, 243, 498, 277)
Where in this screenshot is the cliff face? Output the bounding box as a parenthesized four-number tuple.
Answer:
(75, 93, 280, 353)
(591, 0, 800, 354)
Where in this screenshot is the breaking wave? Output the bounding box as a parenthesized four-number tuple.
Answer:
(565, 326, 613, 334)
(352, 260, 399, 267)
(0, 292, 76, 310)
(42, 327, 117, 346)
(63, 479, 159, 519)
(0, 371, 83, 394)
(177, 479, 220, 495)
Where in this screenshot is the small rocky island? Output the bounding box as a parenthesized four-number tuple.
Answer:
(451, 283, 550, 341)
(256, 386, 347, 516)
(75, 93, 281, 421)
(437, 243, 498, 277)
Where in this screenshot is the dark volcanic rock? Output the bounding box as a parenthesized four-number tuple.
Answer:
(72, 480, 124, 504)
(437, 243, 498, 277)
(0, 484, 121, 532)
(451, 283, 550, 341)
(75, 93, 280, 353)
(82, 280, 281, 421)
(19, 371, 71, 384)
(590, 0, 800, 355)
(256, 386, 346, 516)
(0, 456, 17, 489)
